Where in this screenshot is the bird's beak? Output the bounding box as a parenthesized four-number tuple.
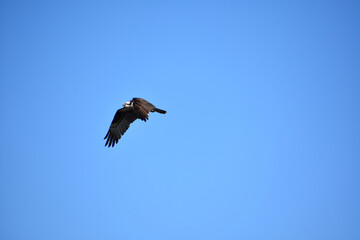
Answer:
(123, 101, 131, 107)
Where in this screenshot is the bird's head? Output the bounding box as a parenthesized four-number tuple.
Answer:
(123, 100, 133, 108)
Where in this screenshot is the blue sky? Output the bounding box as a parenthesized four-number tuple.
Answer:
(1, 0, 360, 239)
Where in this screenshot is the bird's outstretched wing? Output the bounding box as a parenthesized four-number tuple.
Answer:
(104, 108, 138, 147)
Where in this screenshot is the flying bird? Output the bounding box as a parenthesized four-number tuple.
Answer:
(104, 98, 167, 147)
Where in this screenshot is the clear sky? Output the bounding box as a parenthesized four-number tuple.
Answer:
(1, 0, 359, 239)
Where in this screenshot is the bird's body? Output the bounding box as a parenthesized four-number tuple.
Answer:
(104, 98, 166, 147)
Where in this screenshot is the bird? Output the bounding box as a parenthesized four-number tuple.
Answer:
(104, 98, 167, 147)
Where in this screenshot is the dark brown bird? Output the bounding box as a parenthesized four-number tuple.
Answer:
(104, 98, 167, 147)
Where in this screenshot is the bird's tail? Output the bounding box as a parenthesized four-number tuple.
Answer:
(153, 108, 167, 114)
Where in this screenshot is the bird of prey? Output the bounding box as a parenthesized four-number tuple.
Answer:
(104, 98, 167, 147)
